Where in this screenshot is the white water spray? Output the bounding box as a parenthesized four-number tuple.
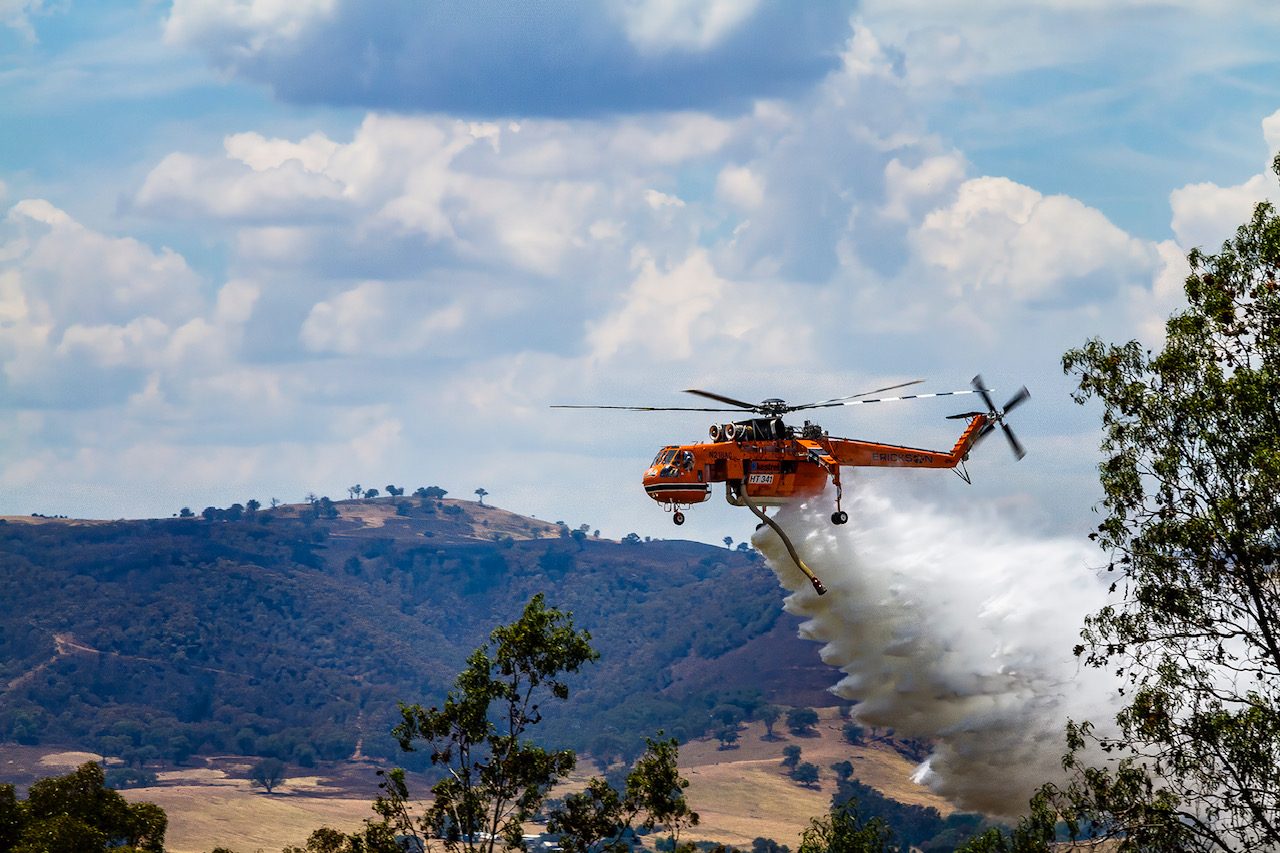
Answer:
(753, 480, 1116, 818)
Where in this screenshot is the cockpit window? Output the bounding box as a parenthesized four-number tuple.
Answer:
(652, 448, 680, 467)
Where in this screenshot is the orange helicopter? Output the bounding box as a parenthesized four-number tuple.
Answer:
(555, 375, 1029, 595)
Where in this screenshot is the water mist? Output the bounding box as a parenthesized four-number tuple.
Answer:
(752, 480, 1116, 817)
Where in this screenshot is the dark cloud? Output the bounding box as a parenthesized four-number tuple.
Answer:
(179, 0, 855, 117)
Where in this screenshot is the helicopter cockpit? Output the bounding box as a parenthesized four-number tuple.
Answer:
(652, 447, 695, 478)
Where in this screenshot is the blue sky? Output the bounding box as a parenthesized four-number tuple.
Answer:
(3, 0, 1280, 545)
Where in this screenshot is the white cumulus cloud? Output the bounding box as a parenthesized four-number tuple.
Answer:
(300, 280, 466, 357)
(715, 164, 766, 209)
(0, 200, 263, 401)
(1169, 176, 1274, 253)
(164, 0, 338, 56)
(1164, 110, 1280, 253)
(4, 199, 203, 328)
(224, 130, 340, 173)
(882, 154, 966, 221)
(913, 176, 1155, 305)
(136, 150, 346, 222)
(587, 248, 811, 367)
(615, 0, 763, 53)
(1, 0, 43, 41)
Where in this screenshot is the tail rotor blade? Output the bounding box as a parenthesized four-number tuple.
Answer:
(1002, 423, 1027, 460)
(1003, 386, 1030, 414)
(966, 373, 1029, 460)
(972, 374, 998, 413)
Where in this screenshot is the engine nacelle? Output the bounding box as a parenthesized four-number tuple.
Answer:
(713, 418, 789, 442)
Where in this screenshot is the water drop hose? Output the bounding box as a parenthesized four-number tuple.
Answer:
(738, 485, 826, 595)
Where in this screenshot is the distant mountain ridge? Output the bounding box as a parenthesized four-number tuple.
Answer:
(0, 496, 842, 770)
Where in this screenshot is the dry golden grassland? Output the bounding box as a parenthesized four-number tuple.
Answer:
(322, 498, 569, 541)
(3, 749, 382, 853)
(675, 707, 951, 849)
(132, 774, 373, 853)
(3, 705, 946, 852)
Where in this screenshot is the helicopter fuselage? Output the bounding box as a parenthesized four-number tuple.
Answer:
(643, 413, 990, 517)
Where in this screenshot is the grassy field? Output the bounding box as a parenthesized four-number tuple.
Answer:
(2, 707, 947, 853)
(4, 749, 382, 853)
(677, 707, 952, 849)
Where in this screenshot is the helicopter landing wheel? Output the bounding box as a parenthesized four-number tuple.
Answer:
(673, 511, 685, 526)
(831, 511, 848, 525)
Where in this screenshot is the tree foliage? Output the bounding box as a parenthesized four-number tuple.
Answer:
(250, 757, 286, 794)
(950, 794, 1056, 853)
(714, 726, 739, 749)
(1057, 155, 1280, 850)
(786, 707, 818, 736)
(797, 801, 894, 853)
(792, 762, 820, 788)
(839, 722, 864, 747)
(548, 734, 699, 853)
(829, 777, 986, 851)
(756, 705, 783, 739)
(0, 761, 166, 853)
(281, 824, 392, 853)
(376, 593, 599, 853)
(752, 839, 790, 853)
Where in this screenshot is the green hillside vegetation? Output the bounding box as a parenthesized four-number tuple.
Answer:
(0, 497, 837, 772)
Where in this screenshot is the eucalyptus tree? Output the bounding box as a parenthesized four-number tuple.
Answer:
(1057, 155, 1280, 850)
(373, 593, 599, 853)
(547, 735, 699, 853)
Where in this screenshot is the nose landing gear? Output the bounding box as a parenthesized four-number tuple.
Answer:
(673, 511, 685, 525)
(831, 510, 848, 525)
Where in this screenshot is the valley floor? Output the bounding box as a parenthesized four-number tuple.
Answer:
(1, 709, 948, 853)
(676, 709, 952, 848)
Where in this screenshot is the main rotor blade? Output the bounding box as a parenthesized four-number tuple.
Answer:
(972, 374, 998, 413)
(551, 404, 744, 412)
(1003, 386, 1031, 414)
(805, 379, 924, 408)
(1002, 423, 1027, 460)
(801, 388, 985, 411)
(682, 389, 761, 410)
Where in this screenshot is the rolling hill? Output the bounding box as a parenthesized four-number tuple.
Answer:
(0, 496, 845, 771)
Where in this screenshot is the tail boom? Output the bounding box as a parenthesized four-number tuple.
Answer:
(822, 415, 988, 470)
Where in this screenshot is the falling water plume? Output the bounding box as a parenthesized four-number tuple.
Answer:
(753, 480, 1115, 817)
